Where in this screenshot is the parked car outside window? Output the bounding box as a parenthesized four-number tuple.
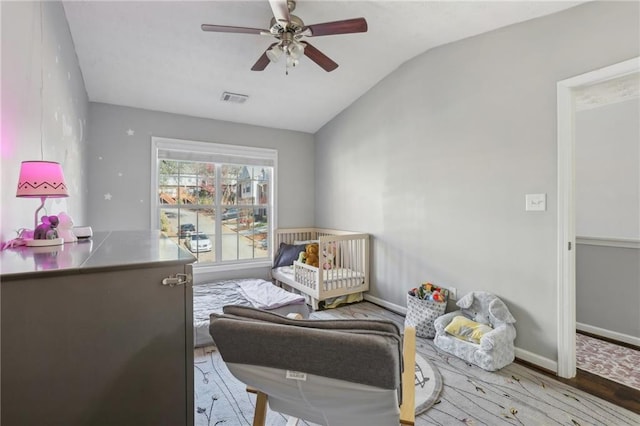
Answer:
(179, 223, 196, 238)
(185, 232, 212, 252)
(222, 208, 238, 220)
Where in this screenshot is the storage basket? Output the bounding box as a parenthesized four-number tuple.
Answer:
(404, 292, 447, 339)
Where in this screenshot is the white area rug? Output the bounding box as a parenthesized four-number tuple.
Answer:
(414, 352, 442, 415)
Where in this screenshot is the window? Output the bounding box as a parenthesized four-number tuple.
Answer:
(151, 137, 276, 268)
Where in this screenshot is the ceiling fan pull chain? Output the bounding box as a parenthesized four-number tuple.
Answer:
(285, 51, 290, 76)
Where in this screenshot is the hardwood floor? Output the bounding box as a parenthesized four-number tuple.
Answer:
(570, 369, 640, 414)
(516, 342, 640, 415)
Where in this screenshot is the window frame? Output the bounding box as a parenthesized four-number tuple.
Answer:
(151, 137, 277, 271)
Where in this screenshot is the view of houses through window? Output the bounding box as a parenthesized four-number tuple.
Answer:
(158, 159, 271, 264)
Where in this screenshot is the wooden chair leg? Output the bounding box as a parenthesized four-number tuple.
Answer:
(399, 327, 416, 426)
(247, 387, 268, 426)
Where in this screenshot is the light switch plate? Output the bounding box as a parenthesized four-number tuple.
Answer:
(525, 193, 546, 211)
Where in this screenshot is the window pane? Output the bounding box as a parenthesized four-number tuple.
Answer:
(155, 142, 274, 267)
(179, 208, 215, 263)
(192, 162, 215, 205)
(251, 207, 269, 257)
(159, 160, 180, 206)
(220, 207, 269, 261)
(221, 164, 242, 206)
(160, 207, 179, 243)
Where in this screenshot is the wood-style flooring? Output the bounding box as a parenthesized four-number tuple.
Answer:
(516, 331, 640, 415)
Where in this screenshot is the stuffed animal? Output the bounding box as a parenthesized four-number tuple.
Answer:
(304, 243, 319, 268)
(57, 212, 77, 243)
(322, 250, 335, 270)
(34, 215, 60, 240)
(456, 291, 516, 326)
(322, 242, 338, 270)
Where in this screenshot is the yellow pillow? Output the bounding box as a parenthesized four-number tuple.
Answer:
(444, 315, 493, 344)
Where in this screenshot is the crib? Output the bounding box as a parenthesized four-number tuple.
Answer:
(270, 228, 370, 310)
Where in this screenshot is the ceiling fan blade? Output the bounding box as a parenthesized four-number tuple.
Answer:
(201, 24, 268, 35)
(303, 17, 367, 37)
(269, 0, 291, 26)
(251, 43, 278, 71)
(302, 42, 338, 72)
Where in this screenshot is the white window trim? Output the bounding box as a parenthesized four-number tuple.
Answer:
(150, 136, 278, 271)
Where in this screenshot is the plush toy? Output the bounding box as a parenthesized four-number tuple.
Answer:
(304, 243, 319, 268)
(322, 250, 335, 270)
(57, 212, 77, 243)
(297, 251, 307, 264)
(322, 242, 338, 270)
(33, 215, 60, 240)
(457, 291, 516, 326)
(431, 290, 445, 302)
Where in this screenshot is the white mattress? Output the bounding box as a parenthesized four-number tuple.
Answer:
(193, 279, 309, 348)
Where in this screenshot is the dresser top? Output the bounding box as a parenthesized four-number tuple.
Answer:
(0, 230, 196, 280)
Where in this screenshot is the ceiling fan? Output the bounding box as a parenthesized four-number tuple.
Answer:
(201, 0, 367, 73)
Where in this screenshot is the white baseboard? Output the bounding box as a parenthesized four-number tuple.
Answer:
(514, 347, 558, 373)
(577, 322, 640, 347)
(364, 294, 406, 315)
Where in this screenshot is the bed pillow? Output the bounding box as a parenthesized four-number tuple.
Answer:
(444, 315, 493, 344)
(273, 243, 307, 268)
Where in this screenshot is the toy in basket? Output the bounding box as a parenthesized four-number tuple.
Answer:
(405, 283, 449, 338)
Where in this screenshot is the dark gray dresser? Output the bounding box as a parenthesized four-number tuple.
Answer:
(1, 230, 196, 426)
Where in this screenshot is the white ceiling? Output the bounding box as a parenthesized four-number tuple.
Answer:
(63, 0, 585, 133)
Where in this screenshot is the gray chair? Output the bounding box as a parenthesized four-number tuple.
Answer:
(433, 291, 516, 371)
(209, 305, 416, 426)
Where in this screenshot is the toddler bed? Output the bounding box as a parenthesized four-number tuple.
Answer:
(193, 278, 309, 347)
(270, 228, 370, 310)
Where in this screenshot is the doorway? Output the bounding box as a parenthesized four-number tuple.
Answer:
(556, 56, 640, 379)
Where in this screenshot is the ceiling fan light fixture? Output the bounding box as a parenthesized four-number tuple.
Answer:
(288, 41, 305, 59)
(266, 45, 283, 63)
(286, 56, 299, 68)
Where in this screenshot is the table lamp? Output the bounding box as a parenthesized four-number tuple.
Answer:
(16, 160, 69, 246)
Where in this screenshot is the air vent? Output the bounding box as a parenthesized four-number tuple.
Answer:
(221, 92, 249, 104)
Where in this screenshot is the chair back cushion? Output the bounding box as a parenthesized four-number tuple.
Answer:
(210, 306, 402, 390)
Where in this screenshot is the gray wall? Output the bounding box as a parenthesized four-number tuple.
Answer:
(576, 98, 639, 240)
(576, 244, 640, 338)
(86, 103, 315, 232)
(314, 1, 640, 361)
(1, 1, 88, 244)
(575, 95, 639, 338)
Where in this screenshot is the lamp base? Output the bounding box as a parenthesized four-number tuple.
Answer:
(26, 238, 64, 247)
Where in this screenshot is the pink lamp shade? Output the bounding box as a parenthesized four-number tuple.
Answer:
(16, 161, 69, 198)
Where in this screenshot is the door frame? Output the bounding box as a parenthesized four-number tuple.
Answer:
(556, 56, 639, 378)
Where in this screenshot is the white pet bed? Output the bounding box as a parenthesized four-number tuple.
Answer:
(193, 278, 309, 347)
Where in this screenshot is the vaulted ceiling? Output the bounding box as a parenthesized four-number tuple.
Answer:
(63, 1, 585, 133)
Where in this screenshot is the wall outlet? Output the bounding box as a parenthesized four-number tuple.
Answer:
(449, 287, 457, 300)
